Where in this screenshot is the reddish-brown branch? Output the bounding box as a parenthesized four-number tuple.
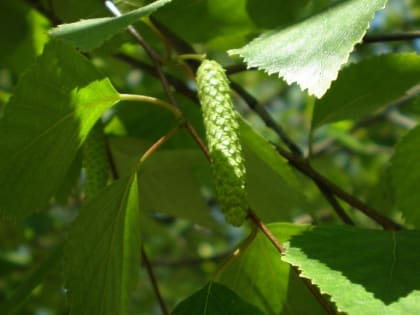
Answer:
(142, 247, 169, 315)
(247, 212, 337, 315)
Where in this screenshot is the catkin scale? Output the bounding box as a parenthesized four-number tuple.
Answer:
(83, 121, 109, 201)
(196, 60, 248, 226)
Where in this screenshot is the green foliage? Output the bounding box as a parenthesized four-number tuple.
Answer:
(239, 119, 310, 222)
(0, 0, 419, 314)
(312, 53, 420, 128)
(220, 223, 325, 314)
(172, 282, 265, 315)
(283, 225, 420, 314)
(0, 40, 119, 219)
(230, 0, 388, 97)
(49, 0, 172, 51)
(390, 125, 420, 227)
(66, 175, 141, 315)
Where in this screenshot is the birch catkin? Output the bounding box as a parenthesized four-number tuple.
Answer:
(196, 60, 248, 226)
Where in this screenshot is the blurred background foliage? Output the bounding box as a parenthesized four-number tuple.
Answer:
(0, 0, 419, 314)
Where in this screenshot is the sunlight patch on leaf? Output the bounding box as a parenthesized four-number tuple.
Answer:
(0, 40, 119, 219)
(230, 0, 388, 98)
(220, 223, 324, 314)
(283, 225, 420, 314)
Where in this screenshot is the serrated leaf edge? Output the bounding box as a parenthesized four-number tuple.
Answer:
(228, 0, 388, 98)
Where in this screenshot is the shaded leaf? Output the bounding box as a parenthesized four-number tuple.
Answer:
(49, 0, 172, 51)
(312, 53, 420, 129)
(220, 223, 325, 315)
(240, 119, 310, 222)
(66, 175, 141, 315)
(109, 138, 216, 228)
(283, 225, 420, 314)
(230, 0, 388, 97)
(172, 281, 264, 315)
(390, 125, 420, 227)
(154, 0, 256, 47)
(0, 40, 119, 219)
(0, 2, 49, 74)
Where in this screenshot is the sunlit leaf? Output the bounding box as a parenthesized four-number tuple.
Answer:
(220, 223, 325, 314)
(0, 40, 119, 219)
(283, 225, 420, 314)
(230, 0, 388, 97)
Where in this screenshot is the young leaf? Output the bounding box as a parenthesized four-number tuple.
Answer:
(0, 40, 119, 219)
(66, 174, 141, 315)
(283, 225, 420, 315)
(171, 282, 265, 315)
(49, 0, 172, 51)
(230, 0, 388, 98)
(312, 53, 420, 129)
(220, 223, 325, 315)
(390, 125, 420, 227)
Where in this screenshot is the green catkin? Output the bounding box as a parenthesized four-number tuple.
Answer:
(196, 60, 248, 226)
(83, 121, 110, 201)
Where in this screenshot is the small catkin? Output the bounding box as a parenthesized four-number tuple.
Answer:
(83, 121, 110, 201)
(196, 60, 248, 226)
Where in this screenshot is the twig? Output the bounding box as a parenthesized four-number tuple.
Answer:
(316, 183, 354, 225)
(229, 81, 304, 157)
(114, 53, 199, 102)
(363, 31, 420, 43)
(247, 212, 337, 315)
(213, 227, 258, 280)
(106, 1, 208, 161)
(137, 125, 181, 169)
(273, 144, 402, 230)
(150, 251, 231, 268)
(142, 247, 169, 315)
(310, 92, 419, 157)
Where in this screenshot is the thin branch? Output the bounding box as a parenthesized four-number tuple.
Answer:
(184, 121, 210, 161)
(247, 212, 337, 315)
(316, 183, 354, 225)
(273, 144, 402, 230)
(150, 250, 230, 268)
(229, 81, 304, 157)
(106, 1, 209, 162)
(310, 91, 419, 157)
(137, 125, 181, 169)
(142, 247, 169, 315)
(363, 31, 420, 43)
(213, 227, 258, 280)
(114, 53, 199, 102)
